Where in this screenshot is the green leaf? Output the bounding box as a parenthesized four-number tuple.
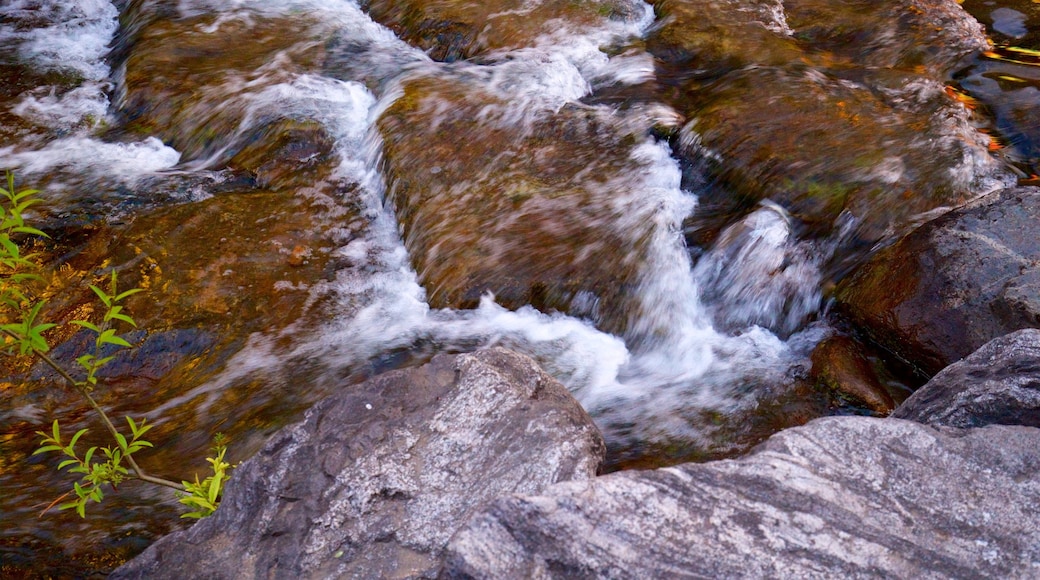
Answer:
(71, 320, 100, 333)
(0, 236, 19, 259)
(33, 445, 62, 455)
(97, 328, 132, 348)
(114, 432, 128, 451)
(208, 474, 221, 504)
(88, 284, 111, 307)
(114, 287, 144, 302)
(69, 428, 88, 449)
(75, 354, 95, 370)
(12, 226, 46, 237)
(107, 312, 137, 327)
(51, 420, 61, 443)
(57, 459, 79, 470)
(83, 446, 96, 465)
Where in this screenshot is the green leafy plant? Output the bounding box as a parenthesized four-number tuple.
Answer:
(178, 433, 231, 519)
(1, 170, 231, 518)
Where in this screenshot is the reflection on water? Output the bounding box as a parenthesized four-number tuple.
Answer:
(957, 0, 1040, 177)
(0, 0, 1036, 575)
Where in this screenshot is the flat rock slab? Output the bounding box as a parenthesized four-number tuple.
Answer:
(893, 329, 1040, 428)
(445, 416, 1040, 578)
(113, 348, 604, 579)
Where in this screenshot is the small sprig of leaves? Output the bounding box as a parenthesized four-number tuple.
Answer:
(0, 170, 47, 343)
(72, 270, 143, 388)
(33, 417, 155, 517)
(178, 434, 231, 519)
(2, 170, 232, 520)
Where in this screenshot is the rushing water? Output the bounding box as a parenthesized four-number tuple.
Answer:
(1, 0, 1037, 574)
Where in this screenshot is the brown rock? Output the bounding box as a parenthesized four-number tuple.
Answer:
(363, 0, 646, 61)
(114, 11, 328, 168)
(377, 75, 656, 335)
(810, 335, 894, 414)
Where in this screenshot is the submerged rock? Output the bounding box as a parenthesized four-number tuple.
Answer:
(444, 416, 1040, 578)
(893, 329, 1040, 428)
(113, 348, 604, 579)
(655, 0, 1008, 263)
(362, 0, 646, 61)
(836, 186, 1040, 376)
(378, 75, 661, 335)
(113, 8, 339, 185)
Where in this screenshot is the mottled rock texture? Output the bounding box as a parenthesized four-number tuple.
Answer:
(113, 348, 604, 579)
(444, 417, 1040, 579)
(893, 329, 1040, 428)
(837, 186, 1040, 376)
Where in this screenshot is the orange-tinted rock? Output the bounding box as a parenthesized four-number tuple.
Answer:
(363, 0, 645, 61)
(115, 11, 329, 173)
(783, 0, 990, 74)
(681, 67, 1000, 247)
(653, 0, 1004, 266)
(810, 335, 894, 414)
(647, 0, 801, 79)
(378, 75, 654, 334)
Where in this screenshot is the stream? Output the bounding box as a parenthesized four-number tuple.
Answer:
(1, 0, 1038, 575)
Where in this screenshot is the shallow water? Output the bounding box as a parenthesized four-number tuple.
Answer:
(0, 0, 1035, 574)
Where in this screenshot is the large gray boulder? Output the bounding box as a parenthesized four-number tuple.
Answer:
(836, 186, 1040, 376)
(113, 348, 605, 579)
(893, 329, 1040, 428)
(444, 417, 1040, 578)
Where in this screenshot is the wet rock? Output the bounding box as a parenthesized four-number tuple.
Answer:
(654, 0, 1008, 262)
(227, 119, 337, 191)
(113, 348, 605, 579)
(48, 190, 352, 334)
(836, 186, 1040, 376)
(444, 416, 1040, 578)
(0, 182, 368, 563)
(893, 329, 1040, 428)
(783, 0, 990, 74)
(646, 0, 801, 79)
(677, 66, 1007, 250)
(648, 0, 987, 81)
(362, 0, 645, 62)
(113, 10, 334, 176)
(377, 75, 657, 335)
(810, 335, 894, 414)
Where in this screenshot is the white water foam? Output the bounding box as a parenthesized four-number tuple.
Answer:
(693, 202, 825, 337)
(1, 0, 118, 81)
(11, 85, 111, 131)
(1, 0, 119, 131)
(0, 137, 181, 184)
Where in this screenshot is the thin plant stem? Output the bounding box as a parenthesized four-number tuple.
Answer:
(3, 328, 184, 491)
